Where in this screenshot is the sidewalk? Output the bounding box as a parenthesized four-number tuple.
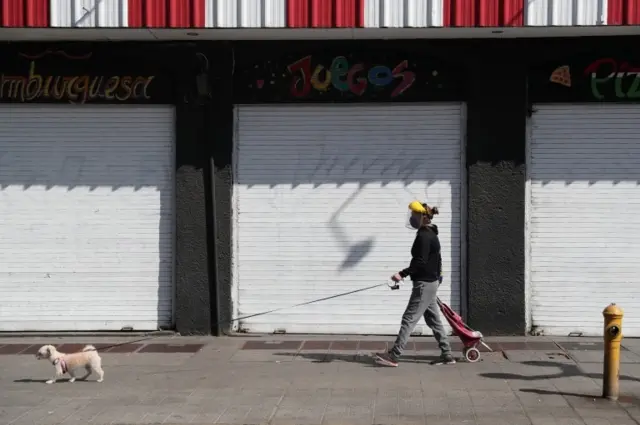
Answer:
(2, 335, 640, 425)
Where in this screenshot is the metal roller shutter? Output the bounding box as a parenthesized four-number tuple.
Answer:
(0, 104, 175, 331)
(529, 103, 640, 336)
(233, 104, 464, 334)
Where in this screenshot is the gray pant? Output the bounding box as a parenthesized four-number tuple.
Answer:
(389, 280, 452, 359)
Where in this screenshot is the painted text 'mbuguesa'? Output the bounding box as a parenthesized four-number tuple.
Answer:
(0, 62, 155, 103)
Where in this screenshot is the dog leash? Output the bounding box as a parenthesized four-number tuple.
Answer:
(87, 282, 393, 352)
(83, 333, 173, 352)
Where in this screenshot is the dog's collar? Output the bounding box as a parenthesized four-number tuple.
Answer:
(53, 358, 68, 374)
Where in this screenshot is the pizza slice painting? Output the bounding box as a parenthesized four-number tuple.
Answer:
(550, 65, 571, 87)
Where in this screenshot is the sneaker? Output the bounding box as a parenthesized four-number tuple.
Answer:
(375, 351, 399, 367)
(430, 353, 456, 365)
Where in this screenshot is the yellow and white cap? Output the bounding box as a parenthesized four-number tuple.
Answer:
(408, 200, 428, 214)
(409, 200, 437, 216)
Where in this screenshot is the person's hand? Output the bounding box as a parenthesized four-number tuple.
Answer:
(391, 273, 403, 282)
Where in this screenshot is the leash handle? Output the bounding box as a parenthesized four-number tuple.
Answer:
(388, 279, 404, 290)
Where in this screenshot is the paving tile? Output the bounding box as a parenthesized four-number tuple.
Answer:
(21, 345, 47, 355)
(525, 406, 583, 418)
(229, 350, 296, 362)
(582, 419, 639, 425)
(0, 407, 29, 424)
(424, 414, 470, 425)
(413, 341, 434, 351)
(242, 340, 302, 350)
(325, 351, 371, 364)
(104, 343, 143, 353)
(137, 411, 173, 423)
(56, 343, 112, 353)
(530, 419, 585, 425)
(495, 341, 529, 351)
(330, 341, 359, 351)
(9, 409, 58, 425)
(517, 389, 570, 407)
(164, 412, 199, 424)
(218, 398, 280, 424)
(560, 341, 628, 352)
(570, 350, 640, 365)
(22, 402, 87, 425)
(295, 351, 329, 362)
(0, 393, 49, 407)
(446, 413, 479, 423)
(374, 414, 426, 425)
(57, 404, 106, 424)
(475, 414, 532, 425)
(502, 350, 568, 363)
(138, 343, 204, 353)
(357, 341, 387, 351)
(450, 341, 466, 352)
(526, 341, 562, 351)
(86, 407, 134, 425)
(190, 412, 225, 423)
(302, 341, 332, 350)
(322, 417, 372, 425)
(274, 412, 328, 424)
(0, 344, 34, 355)
(324, 400, 375, 420)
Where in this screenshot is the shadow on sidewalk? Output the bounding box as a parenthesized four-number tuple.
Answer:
(479, 360, 640, 382)
(519, 388, 640, 407)
(274, 352, 441, 366)
(520, 388, 602, 400)
(275, 352, 376, 365)
(14, 378, 71, 383)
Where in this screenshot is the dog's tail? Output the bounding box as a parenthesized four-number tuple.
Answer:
(82, 345, 97, 352)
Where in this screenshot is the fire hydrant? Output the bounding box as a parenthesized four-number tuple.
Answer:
(603, 303, 624, 400)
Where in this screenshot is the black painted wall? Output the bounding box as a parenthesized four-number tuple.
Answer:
(465, 52, 527, 335)
(175, 44, 233, 335)
(209, 61, 234, 336)
(175, 101, 213, 335)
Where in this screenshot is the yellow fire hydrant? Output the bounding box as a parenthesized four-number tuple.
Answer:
(603, 303, 624, 400)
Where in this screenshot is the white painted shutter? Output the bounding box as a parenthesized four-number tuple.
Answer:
(234, 104, 463, 334)
(529, 103, 640, 336)
(0, 104, 175, 331)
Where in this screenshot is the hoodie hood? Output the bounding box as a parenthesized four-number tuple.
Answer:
(418, 224, 439, 235)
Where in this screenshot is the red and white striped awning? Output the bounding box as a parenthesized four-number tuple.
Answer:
(1, 0, 638, 29)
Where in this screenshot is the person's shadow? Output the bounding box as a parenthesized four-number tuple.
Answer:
(276, 351, 377, 366)
(275, 351, 441, 366)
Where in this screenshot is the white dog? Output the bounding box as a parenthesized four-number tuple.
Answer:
(36, 344, 104, 384)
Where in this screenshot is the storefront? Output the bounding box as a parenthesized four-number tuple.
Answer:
(0, 41, 527, 337)
(0, 43, 215, 332)
(527, 47, 640, 336)
(227, 48, 468, 334)
(13, 38, 640, 337)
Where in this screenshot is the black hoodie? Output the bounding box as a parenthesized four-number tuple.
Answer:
(398, 224, 442, 282)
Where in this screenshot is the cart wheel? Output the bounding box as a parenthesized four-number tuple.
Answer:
(464, 347, 480, 363)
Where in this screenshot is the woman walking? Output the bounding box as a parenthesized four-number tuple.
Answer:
(375, 201, 455, 367)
